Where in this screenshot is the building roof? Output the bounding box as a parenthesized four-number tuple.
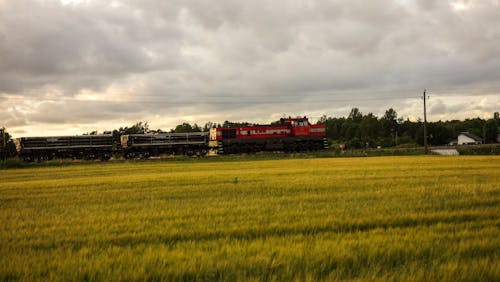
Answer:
(459, 132, 482, 141)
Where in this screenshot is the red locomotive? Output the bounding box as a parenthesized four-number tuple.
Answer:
(209, 116, 327, 154)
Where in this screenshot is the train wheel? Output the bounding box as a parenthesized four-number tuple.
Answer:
(306, 141, 315, 151)
(230, 145, 239, 154)
(317, 141, 325, 150)
(100, 154, 111, 161)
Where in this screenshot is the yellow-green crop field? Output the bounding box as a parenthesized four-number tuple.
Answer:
(1, 156, 499, 281)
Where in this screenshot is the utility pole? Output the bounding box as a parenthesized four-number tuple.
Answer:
(423, 90, 428, 154)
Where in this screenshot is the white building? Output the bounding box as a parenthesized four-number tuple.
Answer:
(457, 132, 482, 145)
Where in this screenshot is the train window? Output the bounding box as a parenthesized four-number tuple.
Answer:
(247, 131, 251, 135)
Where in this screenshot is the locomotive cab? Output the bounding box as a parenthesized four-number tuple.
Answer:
(282, 116, 311, 136)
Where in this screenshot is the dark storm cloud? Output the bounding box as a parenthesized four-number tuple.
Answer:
(0, 0, 180, 93)
(1, 0, 499, 136)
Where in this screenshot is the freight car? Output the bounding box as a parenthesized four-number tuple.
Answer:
(121, 132, 209, 158)
(209, 116, 327, 154)
(16, 135, 113, 162)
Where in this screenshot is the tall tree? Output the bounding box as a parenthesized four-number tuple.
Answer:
(347, 108, 363, 123)
(0, 130, 17, 158)
(380, 108, 398, 136)
(359, 113, 379, 143)
(484, 119, 498, 143)
(171, 123, 195, 133)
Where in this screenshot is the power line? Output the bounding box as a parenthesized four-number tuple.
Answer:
(6, 84, 500, 96)
(1, 89, 499, 105)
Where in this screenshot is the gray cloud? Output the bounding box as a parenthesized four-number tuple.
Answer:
(429, 99, 447, 115)
(1, 0, 499, 136)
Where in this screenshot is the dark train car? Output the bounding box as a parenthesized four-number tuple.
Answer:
(121, 132, 209, 158)
(209, 116, 327, 154)
(16, 135, 113, 162)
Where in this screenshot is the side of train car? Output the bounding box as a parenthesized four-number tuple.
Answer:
(121, 132, 209, 158)
(16, 135, 114, 162)
(15, 116, 327, 161)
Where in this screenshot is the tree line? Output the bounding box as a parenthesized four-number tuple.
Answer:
(113, 108, 498, 149)
(318, 108, 499, 149)
(1, 109, 499, 158)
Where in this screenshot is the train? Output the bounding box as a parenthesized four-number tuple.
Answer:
(15, 116, 327, 162)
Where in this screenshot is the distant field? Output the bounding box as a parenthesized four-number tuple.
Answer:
(1, 156, 499, 281)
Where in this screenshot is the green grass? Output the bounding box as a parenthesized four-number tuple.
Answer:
(1, 156, 499, 281)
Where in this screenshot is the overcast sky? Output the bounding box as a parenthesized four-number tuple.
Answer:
(1, 0, 499, 137)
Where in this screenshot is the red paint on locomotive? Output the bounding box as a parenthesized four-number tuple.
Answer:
(210, 116, 325, 141)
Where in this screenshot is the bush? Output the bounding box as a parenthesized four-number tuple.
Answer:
(0, 158, 25, 169)
(456, 145, 500, 155)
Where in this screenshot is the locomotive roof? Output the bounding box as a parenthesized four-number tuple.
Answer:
(218, 116, 311, 129)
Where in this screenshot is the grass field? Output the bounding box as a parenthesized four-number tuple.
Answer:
(1, 156, 499, 281)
